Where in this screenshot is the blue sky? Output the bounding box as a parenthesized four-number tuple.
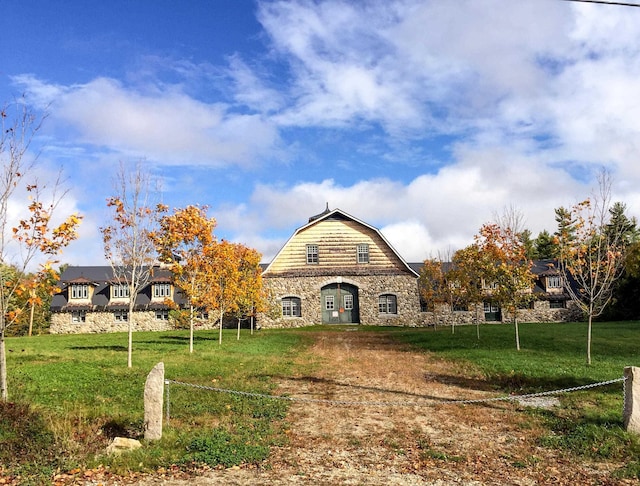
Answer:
(3, 0, 640, 266)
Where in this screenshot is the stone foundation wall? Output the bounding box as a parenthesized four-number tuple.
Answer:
(419, 300, 581, 328)
(50, 311, 220, 334)
(260, 273, 424, 328)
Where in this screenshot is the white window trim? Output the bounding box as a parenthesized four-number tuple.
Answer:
(357, 243, 369, 264)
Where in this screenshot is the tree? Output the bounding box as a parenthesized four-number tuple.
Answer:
(208, 240, 243, 345)
(418, 258, 447, 328)
(0, 100, 82, 400)
(230, 243, 265, 340)
(533, 230, 558, 260)
(449, 244, 488, 339)
(475, 220, 535, 351)
(101, 162, 164, 368)
(419, 256, 452, 331)
(556, 171, 628, 364)
(154, 205, 217, 353)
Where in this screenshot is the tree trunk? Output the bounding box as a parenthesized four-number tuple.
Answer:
(587, 313, 593, 365)
(514, 315, 521, 351)
(128, 302, 134, 368)
(237, 318, 241, 340)
(189, 305, 194, 354)
(218, 310, 224, 345)
(28, 301, 35, 337)
(0, 331, 7, 401)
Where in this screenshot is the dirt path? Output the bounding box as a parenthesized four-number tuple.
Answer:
(136, 331, 632, 485)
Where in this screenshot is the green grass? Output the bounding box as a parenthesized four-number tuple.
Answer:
(387, 321, 640, 479)
(2, 322, 640, 482)
(3, 329, 314, 484)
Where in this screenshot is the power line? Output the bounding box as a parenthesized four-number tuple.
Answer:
(560, 0, 640, 7)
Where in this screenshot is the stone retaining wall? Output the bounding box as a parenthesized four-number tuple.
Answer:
(50, 311, 219, 334)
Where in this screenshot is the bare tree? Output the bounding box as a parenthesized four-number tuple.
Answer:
(102, 161, 163, 368)
(0, 100, 82, 400)
(557, 170, 627, 364)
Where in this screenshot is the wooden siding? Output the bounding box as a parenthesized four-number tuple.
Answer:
(266, 218, 410, 277)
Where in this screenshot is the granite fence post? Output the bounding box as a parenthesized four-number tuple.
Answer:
(144, 362, 165, 440)
(624, 366, 639, 435)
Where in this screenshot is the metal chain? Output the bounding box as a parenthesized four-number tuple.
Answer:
(165, 376, 626, 408)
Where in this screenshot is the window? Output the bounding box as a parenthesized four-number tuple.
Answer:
(70, 284, 88, 300)
(344, 294, 353, 310)
(357, 244, 369, 264)
(71, 310, 86, 323)
(482, 280, 498, 290)
(281, 296, 301, 317)
(325, 295, 335, 311)
(111, 283, 130, 299)
(114, 310, 128, 322)
(154, 283, 171, 299)
(453, 303, 468, 312)
(155, 310, 169, 321)
(306, 244, 319, 264)
(547, 276, 562, 289)
(378, 294, 397, 315)
(484, 302, 500, 313)
(549, 299, 566, 309)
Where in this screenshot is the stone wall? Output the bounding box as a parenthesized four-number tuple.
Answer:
(259, 274, 582, 329)
(259, 273, 424, 328)
(50, 311, 220, 334)
(418, 300, 581, 328)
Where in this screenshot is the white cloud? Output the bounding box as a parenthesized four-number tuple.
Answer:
(14, 75, 281, 168)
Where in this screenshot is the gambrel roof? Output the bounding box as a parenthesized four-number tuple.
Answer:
(263, 208, 419, 277)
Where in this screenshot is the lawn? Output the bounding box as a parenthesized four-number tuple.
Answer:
(1, 321, 639, 483)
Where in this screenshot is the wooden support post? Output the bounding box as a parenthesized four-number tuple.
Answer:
(624, 366, 639, 435)
(144, 362, 164, 440)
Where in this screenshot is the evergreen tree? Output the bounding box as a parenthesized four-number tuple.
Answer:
(534, 230, 558, 259)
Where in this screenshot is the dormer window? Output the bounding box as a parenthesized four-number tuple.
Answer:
(154, 283, 171, 299)
(70, 284, 89, 300)
(306, 244, 319, 264)
(547, 276, 562, 289)
(111, 283, 130, 299)
(357, 244, 369, 264)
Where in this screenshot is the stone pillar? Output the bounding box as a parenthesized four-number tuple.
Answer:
(624, 366, 640, 435)
(144, 362, 165, 440)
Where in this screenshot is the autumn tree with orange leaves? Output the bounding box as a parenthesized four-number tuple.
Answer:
(101, 161, 165, 368)
(230, 243, 265, 340)
(419, 256, 451, 331)
(449, 244, 489, 339)
(556, 171, 628, 365)
(154, 205, 217, 353)
(0, 101, 82, 400)
(475, 220, 535, 351)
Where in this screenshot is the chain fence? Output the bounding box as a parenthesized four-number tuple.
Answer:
(164, 376, 627, 423)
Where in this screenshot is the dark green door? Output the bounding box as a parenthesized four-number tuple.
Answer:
(321, 283, 359, 324)
(483, 302, 502, 322)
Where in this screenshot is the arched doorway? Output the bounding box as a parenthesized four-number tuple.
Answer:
(321, 282, 360, 324)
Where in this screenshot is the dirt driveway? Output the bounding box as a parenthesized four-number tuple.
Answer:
(137, 330, 632, 485)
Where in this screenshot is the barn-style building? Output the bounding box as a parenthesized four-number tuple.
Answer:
(259, 206, 426, 327)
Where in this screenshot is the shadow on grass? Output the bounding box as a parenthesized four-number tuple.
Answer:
(262, 372, 624, 404)
(68, 345, 128, 351)
(482, 373, 623, 395)
(263, 374, 501, 404)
